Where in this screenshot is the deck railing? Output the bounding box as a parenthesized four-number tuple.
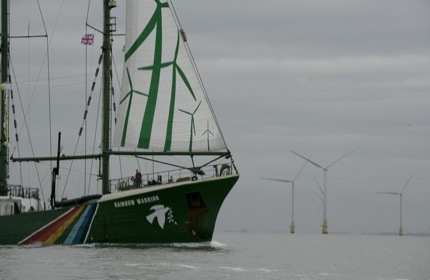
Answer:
(109, 163, 233, 193)
(1, 164, 233, 197)
(2, 184, 40, 199)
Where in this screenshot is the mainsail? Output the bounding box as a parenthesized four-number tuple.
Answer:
(114, 0, 227, 153)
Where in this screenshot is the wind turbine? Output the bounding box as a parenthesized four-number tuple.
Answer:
(290, 148, 358, 234)
(262, 162, 307, 234)
(376, 172, 415, 236)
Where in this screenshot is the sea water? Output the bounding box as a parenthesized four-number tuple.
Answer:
(0, 232, 429, 280)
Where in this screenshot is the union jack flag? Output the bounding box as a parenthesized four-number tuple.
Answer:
(81, 34, 94, 45)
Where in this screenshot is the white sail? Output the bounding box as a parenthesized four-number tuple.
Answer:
(113, 0, 227, 153)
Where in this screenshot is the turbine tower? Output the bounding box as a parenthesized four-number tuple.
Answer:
(290, 148, 358, 234)
(376, 172, 415, 236)
(262, 162, 307, 234)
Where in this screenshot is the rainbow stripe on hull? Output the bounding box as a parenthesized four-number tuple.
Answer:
(19, 204, 97, 245)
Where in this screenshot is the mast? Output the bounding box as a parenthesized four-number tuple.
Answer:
(0, 0, 9, 195)
(50, 132, 61, 208)
(101, 0, 116, 194)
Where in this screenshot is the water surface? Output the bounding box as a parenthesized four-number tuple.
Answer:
(1, 232, 429, 280)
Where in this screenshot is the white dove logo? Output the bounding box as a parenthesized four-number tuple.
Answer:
(146, 204, 171, 229)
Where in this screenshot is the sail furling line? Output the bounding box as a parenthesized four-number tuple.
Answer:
(179, 28, 187, 42)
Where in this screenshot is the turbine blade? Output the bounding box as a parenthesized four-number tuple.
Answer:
(311, 189, 324, 202)
(293, 161, 308, 181)
(314, 178, 324, 196)
(375, 191, 400, 195)
(179, 109, 192, 115)
(261, 178, 293, 183)
(326, 147, 359, 169)
(401, 171, 415, 194)
(290, 150, 324, 169)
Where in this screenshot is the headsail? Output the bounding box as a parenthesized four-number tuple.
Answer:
(114, 0, 227, 153)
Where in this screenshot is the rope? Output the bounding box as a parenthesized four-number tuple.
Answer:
(9, 60, 45, 202)
(60, 49, 104, 198)
(84, 0, 92, 195)
(78, 52, 103, 137)
(36, 0, 53, 172)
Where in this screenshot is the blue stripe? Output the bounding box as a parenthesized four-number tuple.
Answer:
(63, 204, 96, 245)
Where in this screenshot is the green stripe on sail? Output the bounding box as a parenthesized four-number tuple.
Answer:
(176, 65, 196, 101)
(137, 2, 166, 148)
(163, 63, 176, 151)
(125, 11, 157, 62)
(121, 68, 134, 145)
(139, 62, 173, 71)
(120, 68, 148, 146)
(164, 31, 201, 151)
(125, 1, 169, 62)
(163, 32, 180, 151)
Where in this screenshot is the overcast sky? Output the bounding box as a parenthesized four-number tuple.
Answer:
(8, 0, 430, 234)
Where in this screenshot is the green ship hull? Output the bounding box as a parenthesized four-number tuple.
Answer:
(0, 175, 238, 245)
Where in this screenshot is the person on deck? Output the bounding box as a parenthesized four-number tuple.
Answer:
(134, 169, 142, 188)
